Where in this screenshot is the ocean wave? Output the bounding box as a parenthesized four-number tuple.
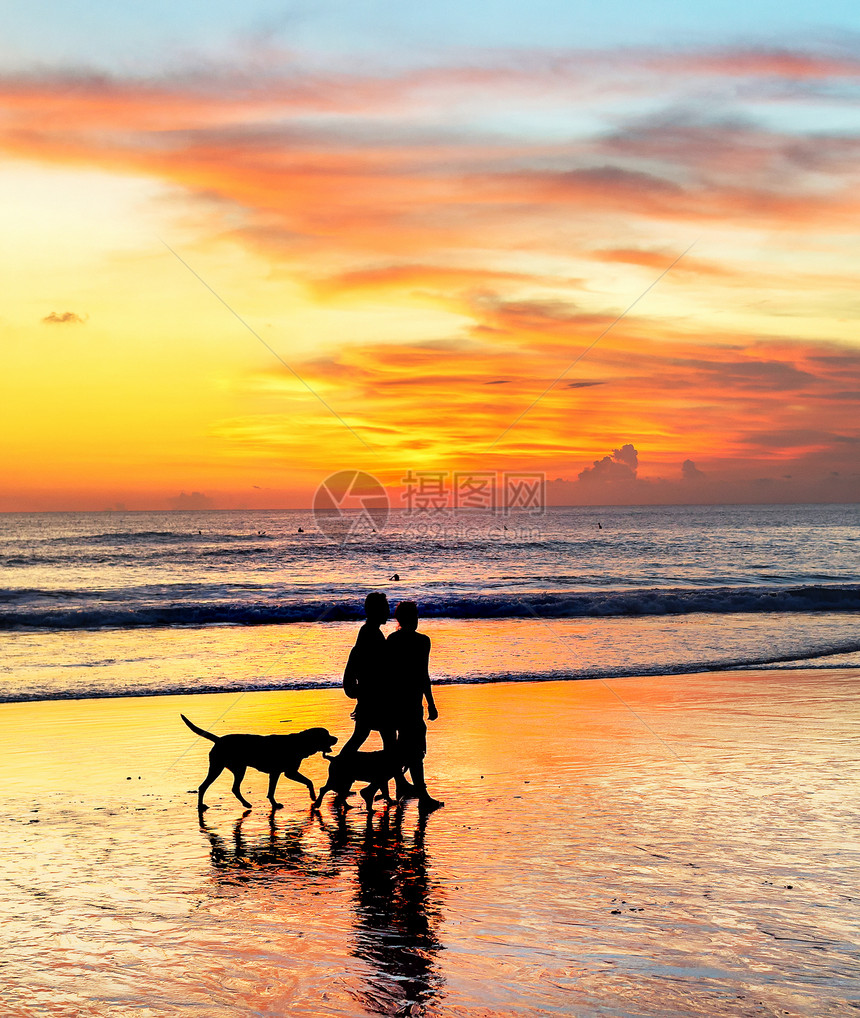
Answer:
(0, 584, 858, 631)
(44, 530, 275, 545)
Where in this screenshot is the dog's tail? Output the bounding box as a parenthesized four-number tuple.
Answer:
(180, 714, 219, 742)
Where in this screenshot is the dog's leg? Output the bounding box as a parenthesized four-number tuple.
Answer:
(360, 783, 376, 812)
(229, 765, 253, 809)
(284, 768, 316, 802)
(266, 772, 284, 811)
(327, 765, 354, 809)
(197, 758, 225, 811)
(313, 765, 335, 809)
(312, 784, 331, 809)
(381, 779, 395, 805)
(332, 786, 354, 810)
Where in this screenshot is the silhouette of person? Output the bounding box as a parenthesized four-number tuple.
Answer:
(340, 593, 410, 798)
(387, 601, 443, 811)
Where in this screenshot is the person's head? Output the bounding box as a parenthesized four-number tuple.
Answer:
(394, 600, 419, 632)
(364, 591, 390, 624)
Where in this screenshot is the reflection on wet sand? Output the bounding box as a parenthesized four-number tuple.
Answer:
(200, 804, 444, 1016)
(350, 806, 444, 1016)
(200, 810, 339, 882)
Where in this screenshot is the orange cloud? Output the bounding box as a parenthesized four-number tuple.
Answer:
(223, 311, 860, 482)
(311, 263, 549, 300)
(593, 248, 734, 277)
(2, 49, 860, 263)
(3, 45, 859, 507)
(672, 49, 860, 80)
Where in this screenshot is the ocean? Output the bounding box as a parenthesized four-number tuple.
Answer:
(1, 503, 858, 703)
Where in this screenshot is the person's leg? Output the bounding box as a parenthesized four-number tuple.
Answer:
(406, 753, 443, 809)
(407, 724, 443, 810)
(380, 724, 414, 798)
(333, 717, 372, 807)
(406, 750, 426, 794)
(398, 723, 421, 789)
(340, 717, 372, 755)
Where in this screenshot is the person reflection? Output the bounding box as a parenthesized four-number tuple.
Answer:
(349, 806, 444, 1016)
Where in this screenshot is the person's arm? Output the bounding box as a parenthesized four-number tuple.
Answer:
(422, 636, 438, 721)
(344, 625, 372, 699)
(343, 644, 361, 698)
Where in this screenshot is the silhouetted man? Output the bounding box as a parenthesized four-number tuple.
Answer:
(387, 601, 443, 811)
(341, 593, 409, 796)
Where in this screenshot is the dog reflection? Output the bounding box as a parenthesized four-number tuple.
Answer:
(200, 811, 338, 884)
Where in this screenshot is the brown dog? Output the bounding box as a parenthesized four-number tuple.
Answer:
(313, 748, 403, 811)
(181, 714, 337, 811)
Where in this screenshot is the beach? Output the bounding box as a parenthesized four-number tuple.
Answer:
(4, 669, 858, 1017)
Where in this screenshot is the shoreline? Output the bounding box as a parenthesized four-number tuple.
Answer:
(2, 657, 858, 706)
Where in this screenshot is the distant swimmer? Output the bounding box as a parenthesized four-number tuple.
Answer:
(257, 530, 267, 536)
(298, 527, 304, 533)
(390, 573, 400, 581)
(597, 522, 603, 530)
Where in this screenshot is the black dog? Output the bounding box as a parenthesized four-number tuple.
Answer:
(313, 748, 404, 811)
(181, 715, 337, 811)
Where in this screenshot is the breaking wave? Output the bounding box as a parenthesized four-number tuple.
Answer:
(1, 584, 858, 631)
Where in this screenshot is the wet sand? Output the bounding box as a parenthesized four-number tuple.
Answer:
(3, 670, 859, 1017)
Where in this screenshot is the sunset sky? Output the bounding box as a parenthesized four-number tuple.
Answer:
(2, 1, 859, 509)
